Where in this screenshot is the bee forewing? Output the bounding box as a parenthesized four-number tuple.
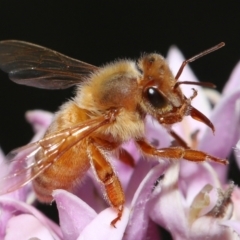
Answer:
(0, 114, 115, 195)
(0, 142, 41, 194)
(0, 40, 98, 89)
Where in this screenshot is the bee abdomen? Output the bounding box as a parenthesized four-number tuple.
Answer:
(32, 145, 90, 203)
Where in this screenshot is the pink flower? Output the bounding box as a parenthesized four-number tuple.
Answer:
(0, 196, 62, 239)
(53, 189, 130, 240)
(124, 47, 240, 239)
(0, 111, 62, 239)
(1, 46, 240, 239)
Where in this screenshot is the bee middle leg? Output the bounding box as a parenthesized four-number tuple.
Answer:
(88, 141, 125, 227)
(136, 139, 228, 165)
(168, 129, 190, 148)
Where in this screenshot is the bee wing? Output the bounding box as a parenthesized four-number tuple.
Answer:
(0, 142, 42, 194)
(0, 114, 114, 194)
(0, 40, 98, 89)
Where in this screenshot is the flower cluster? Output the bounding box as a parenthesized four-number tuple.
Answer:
(1, 47, 240, 240)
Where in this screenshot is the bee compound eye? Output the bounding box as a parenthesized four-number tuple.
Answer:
(146, 87, 167, 108)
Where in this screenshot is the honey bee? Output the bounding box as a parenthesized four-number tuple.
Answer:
(0, 40, 227, 227)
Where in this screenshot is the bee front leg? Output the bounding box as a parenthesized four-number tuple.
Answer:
(88, 142, 125, 227)
(136, 139, 228, 165)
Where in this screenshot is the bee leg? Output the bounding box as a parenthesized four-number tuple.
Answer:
(118, 148, 135, 167)
(136, 139, 228, 165)
(88, 142, 125, 227)
(91, 137, 135, 167)
(167, 129, 190, 148)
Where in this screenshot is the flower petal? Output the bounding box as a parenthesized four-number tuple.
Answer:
(75, 175, 107, 213)
(144, 115, 172, 148)
(220, 220, 240, 237)
(0, 203, 12, 239)
(223, 61, 240, 95)
(25, 110, 53, 133)
(25, 110, 53, 142)
(230, 186, 240, 221)
(203, 88, 221, 106)
(53, 189, 97, 240)
(112, 143, 137, 193)
(167, 46, 198, 82)
(149, 163, 188, 239)
(190, 217, 239, 240)
(234, 140, 240, 172)
(148, 163, 235, 240)
(0, 149, 33, 202)
(125, 158, 158, 206)
(124, 163, 169, 240)
(199, 88, 240, 182)
(0, 197, 62, 239)
(179, 161, 221, 206)
(78, 207, 129, 240)
(5, 214, 55, 240)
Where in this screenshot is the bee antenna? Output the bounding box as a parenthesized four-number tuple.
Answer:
(174, 42, 225, 81)
(174, 81, 216, 89)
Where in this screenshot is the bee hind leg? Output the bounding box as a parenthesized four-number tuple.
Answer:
(88, 141, 125, 227)
(110, 205, 124, 227)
